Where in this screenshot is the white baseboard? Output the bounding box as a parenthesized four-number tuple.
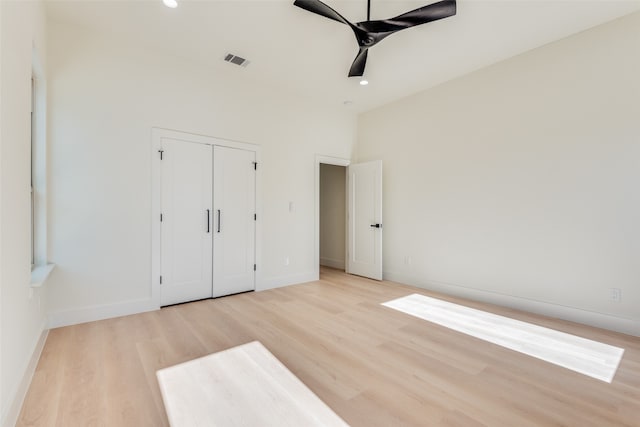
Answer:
(3, 326, 48, 427)
(384, 271, 640, 337)
(257, 272, 317, 292)
(47, 273, 322, 328)
(48, 298, 159, 329)
(319, 257, 345, 270)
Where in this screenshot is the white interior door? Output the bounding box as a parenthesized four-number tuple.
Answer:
(160, 139, 213, 306)
(213, 146, 256, 297)
(347, 160, 383, 280)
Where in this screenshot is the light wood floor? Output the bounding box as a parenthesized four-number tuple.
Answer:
(18, 268, 640, 426)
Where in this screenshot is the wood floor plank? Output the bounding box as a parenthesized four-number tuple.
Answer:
(17, 328, 70, 427)
(54, 321, 107, 427)
(17, 268, 640, 426)
(102, 316, 168, 427)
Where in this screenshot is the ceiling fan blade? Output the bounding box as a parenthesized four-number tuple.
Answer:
(388, 0, 456, 28)
(293, 0, 351, 26)
(348, 48, 368, 77)
(359, 0, 456, 33)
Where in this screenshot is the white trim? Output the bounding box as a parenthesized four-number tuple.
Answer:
(48, 298, 158, 329)
(314, 155, 350, 281)
(152, 127, 259, 152)
(3, 327, 48, 427)
(319, 257, 345, 270)
(384, 271, 640, 337)
(0, 0, 4, 421)
(29, 263, 55, 287)
(151, 128, 162, 308)
(151, 128, 262, 308)
(257, 272, 317, 292)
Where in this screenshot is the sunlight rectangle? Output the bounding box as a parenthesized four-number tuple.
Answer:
(382, 294, 624, 383)
(157, 341, 349, 427)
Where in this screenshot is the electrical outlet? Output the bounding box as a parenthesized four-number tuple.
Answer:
(610, 288, 621, 302)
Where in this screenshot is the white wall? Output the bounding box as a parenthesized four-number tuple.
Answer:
(357, 12, 640, 335)
(0, 1, 49, 424)
(319, 164, 346, 270)
(0, 1, 4, 418)
(46, 20, 356, 324)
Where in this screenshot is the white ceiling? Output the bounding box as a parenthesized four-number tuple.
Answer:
(46, 0, 640, 112)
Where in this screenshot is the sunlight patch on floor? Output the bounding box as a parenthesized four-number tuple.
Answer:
(157, 341, 349, 426)
(382, 294, 624, 383)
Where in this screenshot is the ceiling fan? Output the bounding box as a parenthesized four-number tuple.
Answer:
(293, 0, 457, 77)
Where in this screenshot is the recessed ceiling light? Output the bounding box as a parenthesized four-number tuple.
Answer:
(163, 0, 178, 8)
(359, 80, 369, 86)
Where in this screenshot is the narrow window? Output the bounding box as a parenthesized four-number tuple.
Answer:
(30, 50, 53, 285)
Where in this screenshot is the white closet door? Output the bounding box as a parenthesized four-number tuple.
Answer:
(213, 146, 256, 297)
(160, 139, 213, 306)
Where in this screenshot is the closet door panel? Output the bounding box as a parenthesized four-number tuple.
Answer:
(213, 146, 256, 297)
(160, 139, 213, 306)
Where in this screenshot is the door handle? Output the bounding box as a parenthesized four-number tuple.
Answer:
(206, 209, 210, 233)
(217, 210, 221, 233)
(370, 223, 382, 228)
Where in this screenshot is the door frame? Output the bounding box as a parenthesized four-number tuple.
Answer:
(314, 155, 351, 280)
(151, 128, 261, 308)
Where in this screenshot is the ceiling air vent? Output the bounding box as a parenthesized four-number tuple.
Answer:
(223, 53, 250, 68)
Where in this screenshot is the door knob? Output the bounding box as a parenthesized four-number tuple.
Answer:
(370, 223, 382, 228)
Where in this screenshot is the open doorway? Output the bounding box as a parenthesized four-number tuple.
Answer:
(314, 155, 350, 279)
(319, 164, 347, 271)
(314, 156, 383, 281)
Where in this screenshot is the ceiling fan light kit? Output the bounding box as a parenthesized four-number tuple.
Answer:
(293, 0, 457, 77)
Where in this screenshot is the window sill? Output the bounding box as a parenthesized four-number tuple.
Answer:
(30, 263, 55, 288)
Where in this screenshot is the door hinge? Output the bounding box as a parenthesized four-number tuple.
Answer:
(253, 264, 256, 271)
(253, 162, 257, 170)
(159, 149, 164, 160)
(160, 275, 163, 284)
(160, 213, 163, 222)
(254, 213, 257, 221)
